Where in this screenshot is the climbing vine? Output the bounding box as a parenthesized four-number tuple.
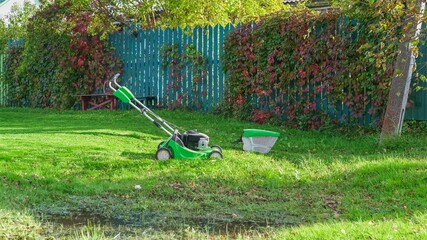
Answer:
(160, 43, 207, 109)
(3, 45, 24, 106)
(2, 1, 121, 109)
(222, 6, 418, 129)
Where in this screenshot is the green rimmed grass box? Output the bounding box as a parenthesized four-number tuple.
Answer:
(242, 129, 280, 154)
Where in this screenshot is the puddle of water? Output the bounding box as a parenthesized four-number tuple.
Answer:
(40, 210, 143, 228)
(161, 216, 279, 235)
(41, 210, 298, 236)
(42, 212, 114, 227)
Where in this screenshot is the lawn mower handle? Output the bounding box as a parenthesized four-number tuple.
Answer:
(108, 73, 176, 136)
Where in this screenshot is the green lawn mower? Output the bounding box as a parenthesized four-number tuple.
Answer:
(109, 73, 223, 160)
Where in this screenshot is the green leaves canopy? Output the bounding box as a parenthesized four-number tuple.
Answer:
(0, 2, 37, 53)
(65, 0, 288, 30)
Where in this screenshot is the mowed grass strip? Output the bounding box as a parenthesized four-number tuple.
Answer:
(0, 108, 426, 239)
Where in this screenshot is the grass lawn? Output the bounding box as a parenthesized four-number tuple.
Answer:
(0, 107, 426, 239)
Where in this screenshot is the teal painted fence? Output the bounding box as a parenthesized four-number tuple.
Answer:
(109, 24, 236, 111)
(110, 24, 427, 122)
(0, 54, 6, 107)
(405, 46, 427, 121)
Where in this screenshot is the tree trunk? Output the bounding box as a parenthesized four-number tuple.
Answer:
(380, 0, 425, 142)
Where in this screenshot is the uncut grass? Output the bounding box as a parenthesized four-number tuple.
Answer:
(0, 108, 426, 238)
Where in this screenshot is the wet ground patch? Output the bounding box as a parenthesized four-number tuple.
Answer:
(38, 208, 300, 237)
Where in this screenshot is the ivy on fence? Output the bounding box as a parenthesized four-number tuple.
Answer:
(160, 43, 208, 110)
(222, 9, 405, 129)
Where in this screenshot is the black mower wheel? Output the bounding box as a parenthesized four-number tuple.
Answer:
(209, 150, 223, 159)
(211, 144, 223, 153)
(156, 148, 172, 161)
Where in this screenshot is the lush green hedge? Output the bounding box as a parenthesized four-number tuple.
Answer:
(222, 9, 405, 129)
(2, 2, 121, 109)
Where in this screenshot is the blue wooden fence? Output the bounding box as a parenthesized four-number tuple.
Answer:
(109, 24, 236, 111)
(405, 45, 427, 121)
(109, 24, 427, 121)
(0, 54, 6, 107)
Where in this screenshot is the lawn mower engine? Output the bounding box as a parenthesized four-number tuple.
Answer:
(182, 130, 209, 150)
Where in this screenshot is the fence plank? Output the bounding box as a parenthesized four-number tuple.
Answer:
(182, 28, 189, 107)
(207, 26, 213, 111)
(121, 30, 128, 108)
(124, 29, 132, 109)
(158, 27, 164, 106)
(145, 30, 150, 98)
(220, 24, 231, 102)
(176, 27, 183, 105)
(202, 27, 209, 111)
(0, 54, 4, 106)
(196, 26, 203, 110)
(150, 28, 156, 98)
(166, 28, 173, 106)
(154, 27, 160, 103)
(139, 28, 145, 97)
(188, 28, 196, 109)
(135, 29, 141, 99)
(131, 29, 137, 98)
(213, 25, 219, 107)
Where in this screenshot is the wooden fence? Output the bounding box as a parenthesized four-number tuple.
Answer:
(405, 45, 427, 121)
(109, 24, 237, 111)
(109, 25, 427, 121)
(0, 54, 6, 107)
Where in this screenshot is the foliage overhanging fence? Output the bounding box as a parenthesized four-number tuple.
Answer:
(109, 23, 427, 124)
